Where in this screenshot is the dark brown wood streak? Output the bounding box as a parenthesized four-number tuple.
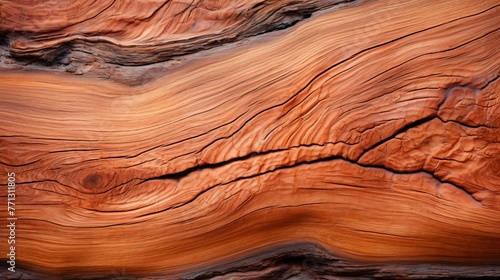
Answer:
(0, 0, 499, 279)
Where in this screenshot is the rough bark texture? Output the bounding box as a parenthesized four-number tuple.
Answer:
(0, 0, 499, 279)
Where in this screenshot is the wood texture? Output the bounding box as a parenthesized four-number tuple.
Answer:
(1, 0, 499, 279)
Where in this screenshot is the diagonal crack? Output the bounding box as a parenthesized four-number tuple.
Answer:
(138, 75, 500, 210)
(138, 138, 483, 219)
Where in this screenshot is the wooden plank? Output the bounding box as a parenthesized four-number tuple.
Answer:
(1, 0, 499, 278)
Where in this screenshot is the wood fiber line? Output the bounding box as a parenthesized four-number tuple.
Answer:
(0, 0, 499, 279)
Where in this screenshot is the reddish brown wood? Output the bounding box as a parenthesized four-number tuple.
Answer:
(1, 0, 499, 279)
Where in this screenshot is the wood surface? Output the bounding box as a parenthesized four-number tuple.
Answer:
(0, 0, 499, 279)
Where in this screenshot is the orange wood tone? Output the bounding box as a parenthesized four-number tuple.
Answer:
(1, 0, 499, 278)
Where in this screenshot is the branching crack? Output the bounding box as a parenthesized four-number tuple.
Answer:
(138, 140, 482, 219)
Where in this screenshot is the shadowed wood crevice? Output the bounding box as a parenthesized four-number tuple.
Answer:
(181, 243, 500, 280)
(0, 0, 359, 84)
(3, 243, 500, 279)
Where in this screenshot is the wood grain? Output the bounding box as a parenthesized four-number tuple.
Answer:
(1, 0, 499, 279)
